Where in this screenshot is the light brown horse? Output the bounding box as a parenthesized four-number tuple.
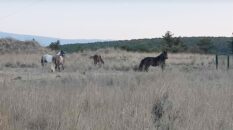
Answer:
(90, 55, 104, 65)
(52, 55, 65, 72)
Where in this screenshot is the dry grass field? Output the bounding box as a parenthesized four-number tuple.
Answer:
(0, 48, 233, 130)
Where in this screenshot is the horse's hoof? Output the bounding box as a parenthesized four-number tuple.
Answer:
(56, 75, 61, 78)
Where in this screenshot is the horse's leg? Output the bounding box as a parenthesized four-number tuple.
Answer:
(55, 64, 57, 71)
(41, 57, 45, 67)
(139, 61, 144, 71)
(145, 65, 150, 72)
(138, 65, 142, 71)
(58, 64, 61, 72)
(161, 64, 164, 71)
(51, 64, 55, 72)
(142, 64, 147, 71)
(101, 59, 104, 64)
(161, 62, 165, 71)
(55, 63, 59, 72)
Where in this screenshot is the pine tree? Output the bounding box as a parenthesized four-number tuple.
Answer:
(162, 31, 173, 49)
(49, 40, 60, 50)
(162, 31, 187, 52)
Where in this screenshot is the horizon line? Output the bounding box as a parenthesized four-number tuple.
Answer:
(1, 31, 232, 41)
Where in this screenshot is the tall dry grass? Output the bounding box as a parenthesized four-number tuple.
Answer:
(0, 48, 233, 130)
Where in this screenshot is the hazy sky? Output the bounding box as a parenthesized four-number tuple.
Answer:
(0, 0, 232, 40)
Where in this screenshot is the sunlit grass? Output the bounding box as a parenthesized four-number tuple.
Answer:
(0, 49, 232, 130)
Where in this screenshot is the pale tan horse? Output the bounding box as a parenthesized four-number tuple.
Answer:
(52, 55, 65, 72)
(52, 50, 65, 72)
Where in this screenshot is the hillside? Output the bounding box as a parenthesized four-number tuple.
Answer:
(0, 32, 104, 46)
(0, 38, 46, 54)
(61, 37, 232, 54)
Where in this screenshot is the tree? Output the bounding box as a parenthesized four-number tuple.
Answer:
(162, 31, 173, 49)
(197, 38, 214, 54)
(162, 31, 187, 52)
(49, 40, 60, 50)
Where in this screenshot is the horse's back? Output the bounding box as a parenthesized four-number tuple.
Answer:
(42, 54, 53, 63)
(53, 55, 64, 64)
(91, 54, 104, 65)
(141, 57, 154, 62)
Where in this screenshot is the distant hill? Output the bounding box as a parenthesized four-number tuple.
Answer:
(0, 38, 46, 54)
(61, 37, 232, 54)
(0, 32, 104, 46)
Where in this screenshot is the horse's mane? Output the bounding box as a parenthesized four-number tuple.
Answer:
(156, 51, 166, 61)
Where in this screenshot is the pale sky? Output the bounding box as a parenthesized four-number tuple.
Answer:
(0, 0, 232, 40)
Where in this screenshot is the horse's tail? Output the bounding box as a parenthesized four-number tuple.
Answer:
(138, 59, 144, 71)
(99, 56, 104, 64)
(62, 56, 65, 64)
(41, 56, 44, 67)
(52, 56, 56, 64)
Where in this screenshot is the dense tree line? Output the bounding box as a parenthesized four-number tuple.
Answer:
(61, 32, 232, 54)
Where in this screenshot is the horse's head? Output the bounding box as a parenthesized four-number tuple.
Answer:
(57, 50, 65, 57)
(163, 51, 168, 59)
(60, 50, 65, 57)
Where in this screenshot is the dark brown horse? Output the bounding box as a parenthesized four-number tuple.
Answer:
(90, 55, 104, 65)
(139, 51, 168, 71)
